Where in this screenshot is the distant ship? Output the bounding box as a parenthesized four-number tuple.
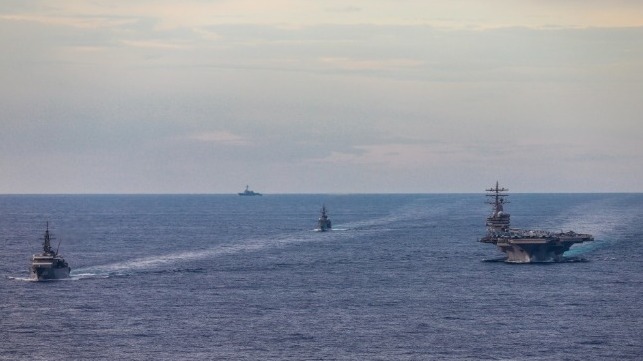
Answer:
(30, 223, 71, 280)
(317, 205, 332, 232)
(238, 185, 262, 196)
(479, 182, 594, 263)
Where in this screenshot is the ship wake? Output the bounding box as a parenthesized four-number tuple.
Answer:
(554, 196, 641, 257)
(71, 199, 455, 279)
(71, 227, 361, 279)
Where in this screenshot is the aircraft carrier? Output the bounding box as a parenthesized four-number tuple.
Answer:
(479, 182, 594, 263)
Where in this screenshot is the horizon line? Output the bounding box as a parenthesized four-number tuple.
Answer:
(1, 191, 641, 196)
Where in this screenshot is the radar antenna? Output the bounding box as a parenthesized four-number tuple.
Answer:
(486, 181, 509, 212)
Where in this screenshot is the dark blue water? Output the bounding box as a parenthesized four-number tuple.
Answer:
(1, 194, 642, 360)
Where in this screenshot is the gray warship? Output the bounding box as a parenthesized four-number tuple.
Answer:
(30, 223, 71, 280)
(238, 185, 262, 196)
(480, 182, 594, 263)
(317, 205, 332, 232)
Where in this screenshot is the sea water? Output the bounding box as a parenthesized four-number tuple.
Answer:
(1, 194, 641, 360)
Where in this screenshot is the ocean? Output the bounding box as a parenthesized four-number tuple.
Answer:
(1, 193, 642, 360)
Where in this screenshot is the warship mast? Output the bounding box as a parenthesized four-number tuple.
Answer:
(42, 221, 54, 255)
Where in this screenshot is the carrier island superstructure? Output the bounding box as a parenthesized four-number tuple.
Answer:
(479, 182, 594, 263)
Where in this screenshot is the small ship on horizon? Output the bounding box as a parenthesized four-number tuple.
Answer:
(316, 205, 332, 232)
(30, 222, 71, 280)
(238, 185, 262, 196)
(480, 182, 594, 263)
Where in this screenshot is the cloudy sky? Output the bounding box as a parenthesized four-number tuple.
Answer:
(1, 1, 642, 193)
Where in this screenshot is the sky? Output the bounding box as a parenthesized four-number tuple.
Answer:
(1, 1, 642, 193)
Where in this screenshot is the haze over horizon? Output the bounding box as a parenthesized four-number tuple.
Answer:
(2, 1, 642, 194)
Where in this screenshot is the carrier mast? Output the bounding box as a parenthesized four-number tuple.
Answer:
(485, 181, 510, 232)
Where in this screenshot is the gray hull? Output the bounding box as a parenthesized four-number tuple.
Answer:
(484, 235, 593, 263)
(317, 220, 331, 232)
(31, 265, 70, 281)
(498, 241, 573, 263)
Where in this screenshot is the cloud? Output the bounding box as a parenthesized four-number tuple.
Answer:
(2, 1, 643, 192)
(188, 131, 251, 146)
(319, 57, 424, 71)
(4, 1, 643, 32)
(0, 13, 138, 29)
(121, 39, 188, 49)
(325, 6, 362, 14)
(313, 143, 454, 169)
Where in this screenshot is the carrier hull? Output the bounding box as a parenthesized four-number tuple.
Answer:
(481, 234, 593, 263)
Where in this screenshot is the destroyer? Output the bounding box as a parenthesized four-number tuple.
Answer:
(480, 182, 594, 263)
(30, 223, 70, 280)
(317, 205, 332, 232)
(238, 185, 262, 196)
